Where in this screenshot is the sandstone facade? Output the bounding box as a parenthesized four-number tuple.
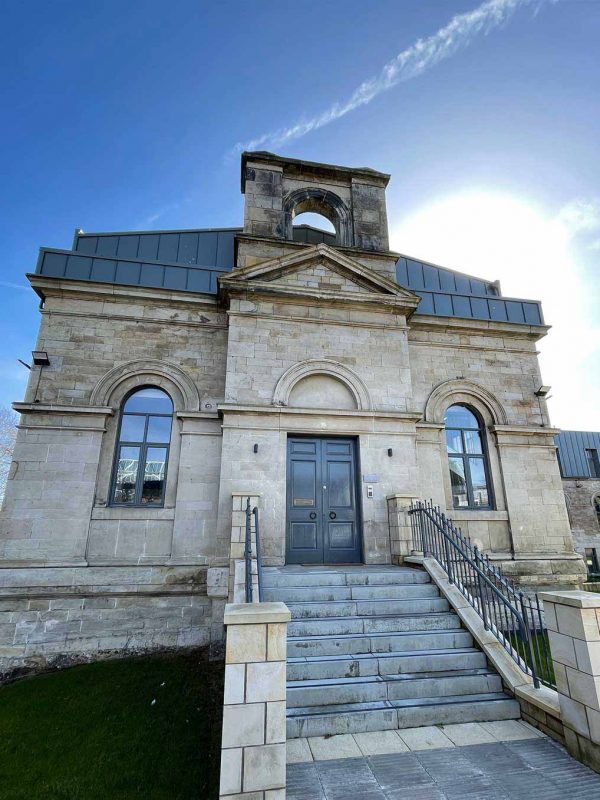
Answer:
(0, 152, 584, 677)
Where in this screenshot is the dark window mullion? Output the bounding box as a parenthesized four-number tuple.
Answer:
(136, 441, 149, 506)
(134, 413, 150, 505)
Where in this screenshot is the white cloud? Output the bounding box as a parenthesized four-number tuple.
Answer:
(0, 281, 30, 292)
(232, 0, 552, 154)
(390, 191, 600, 430)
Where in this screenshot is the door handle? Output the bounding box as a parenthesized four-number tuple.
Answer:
(329, 511, 336, 519)
(309, 512, 317, 520)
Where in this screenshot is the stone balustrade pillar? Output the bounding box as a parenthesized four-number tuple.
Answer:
(387, 494, 419, 563)
(219, 602, 290, 799)
(540, 590, 600, 772)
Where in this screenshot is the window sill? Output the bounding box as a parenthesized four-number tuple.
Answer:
(91, 506, 176, 521)
(450, 510, 509, 522)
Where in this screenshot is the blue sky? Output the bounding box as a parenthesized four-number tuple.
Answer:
(1, 0, 599, 428)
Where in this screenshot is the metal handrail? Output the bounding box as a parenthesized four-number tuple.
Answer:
(244, 498, 263, 603)
(409, 500, 555, 689)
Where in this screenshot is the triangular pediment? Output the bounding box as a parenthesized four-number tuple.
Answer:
(219, 244, 420, 306)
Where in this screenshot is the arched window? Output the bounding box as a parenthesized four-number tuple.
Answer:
(111, 387, 173, 506)
(594, 495, 600, 529)
(445, 404, 493, 510)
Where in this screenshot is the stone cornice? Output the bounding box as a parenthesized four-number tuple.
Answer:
(13, 402, 113, 416)
(409, 313, 549, 341)
(491, 425, 560, 436)
(27, 274, 219, 310)
(218, 402, 422, 422)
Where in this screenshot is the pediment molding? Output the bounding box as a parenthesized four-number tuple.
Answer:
(219, 244, 420, 310)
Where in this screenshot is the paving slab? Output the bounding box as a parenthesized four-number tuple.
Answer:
(288, 739, 600, 799)
(352, 730, 409, 756)
(308, 733, 362, 761)
(287, 737, 314, 763)
(397, 725, 454, 750)
(479, 718, 542, 741)
(439, 721, 497, 746)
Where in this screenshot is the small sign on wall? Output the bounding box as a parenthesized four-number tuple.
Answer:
(363, 474, 379, 483)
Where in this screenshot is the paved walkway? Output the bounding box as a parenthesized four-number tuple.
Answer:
(287, 722, 600, 799)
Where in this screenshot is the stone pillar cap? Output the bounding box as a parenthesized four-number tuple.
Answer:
(539, 590, 600, 609)
(224, 602, 291, 625)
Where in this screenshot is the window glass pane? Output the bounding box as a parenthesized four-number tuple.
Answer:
(141, 447, 167, 504)
(464, 429, 483, 454)
(147, 415, 172, 443)
(444, 405, 478, 429)
(448, 457, 469, 508)
(114, 446, 140, 504)
(469, 458, 490, 507)
(292, 460, 316, 507)
(124, 387, 173, 414)
(586, 449, 600, 479)
(120, 414, 146, 442)
(445, 429, 463, 454)
(328, 462, 351, 507)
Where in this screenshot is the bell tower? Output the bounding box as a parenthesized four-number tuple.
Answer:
(239, 151, 398, 279)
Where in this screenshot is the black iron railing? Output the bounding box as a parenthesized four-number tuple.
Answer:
(244, 498, 263, 603)
(409, 500, 555, 689)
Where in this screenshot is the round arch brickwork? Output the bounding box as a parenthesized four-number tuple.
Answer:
(90, 359, 200, 411)
(273, 359, 372, 411)
(424, 378, 508, 426)
(283, 188, 354, 247)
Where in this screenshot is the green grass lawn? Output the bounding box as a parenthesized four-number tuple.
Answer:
(507, 630, 556, 688)
(0, 651, 224, 800)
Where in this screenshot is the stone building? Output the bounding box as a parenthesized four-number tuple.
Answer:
(0, 152, 584, 677)
(556, 430, 600, 575)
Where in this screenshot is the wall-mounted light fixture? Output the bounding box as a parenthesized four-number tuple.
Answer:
(32, 351, 50, 367)
(534, 385, 551, 398)
(387, 448, 393, 457)
(253, 443, 259, 453)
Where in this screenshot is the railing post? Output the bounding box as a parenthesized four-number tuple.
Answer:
(518, 593, 539, 688)
(244, 498, 253, 604)
(253, 506, 263, 603)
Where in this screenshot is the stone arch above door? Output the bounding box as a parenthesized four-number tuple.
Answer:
(273, 359, 372, 411)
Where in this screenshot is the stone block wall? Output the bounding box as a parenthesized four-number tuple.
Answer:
(219, 602, 289, 799)
(563, 478, 600, 565)
(0, 565, 224, 680)
(225, 297, 412, 411)
(542, 590, 600, 773)
(0, 281, 228, 569)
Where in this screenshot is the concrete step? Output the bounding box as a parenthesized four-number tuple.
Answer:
(287, 629, 474, 658)
(286, 647, 487, 681)
(287, 597, 449, 619)
(288, 611, 462, 638)
(287, 670, 502, 708)
(286, 693, 521, 738)
(261, 567, 430, 588)
(263, 583, 440, 603)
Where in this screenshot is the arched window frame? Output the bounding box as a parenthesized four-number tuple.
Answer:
(444, 403, 494, 511)
(109, 386, 174, 508)
(594, 494, 600, 530)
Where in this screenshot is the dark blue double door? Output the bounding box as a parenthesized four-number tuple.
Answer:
(286, 437, 362, 564)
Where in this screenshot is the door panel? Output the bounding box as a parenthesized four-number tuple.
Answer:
(286, 437, 361, 564)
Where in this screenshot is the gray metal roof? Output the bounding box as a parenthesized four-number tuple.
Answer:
(33, 225, 544, 326)
(556, 430, 600, 478)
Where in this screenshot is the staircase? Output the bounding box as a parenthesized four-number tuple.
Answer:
(261, 565, 520, 739)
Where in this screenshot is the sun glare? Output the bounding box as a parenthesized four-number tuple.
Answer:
(390, 192, 600, 429)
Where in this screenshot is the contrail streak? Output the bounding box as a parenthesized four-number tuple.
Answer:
(232, 0, 551, 154)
